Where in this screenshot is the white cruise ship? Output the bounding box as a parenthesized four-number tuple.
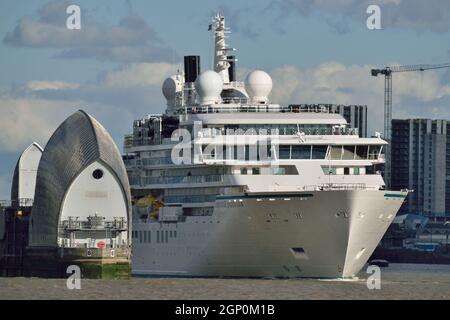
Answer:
(124, 14, 408, 278)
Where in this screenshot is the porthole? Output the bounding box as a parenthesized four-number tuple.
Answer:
(92, 169, 104, 180)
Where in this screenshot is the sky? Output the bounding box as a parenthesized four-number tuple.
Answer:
(0, 0, 450, 199)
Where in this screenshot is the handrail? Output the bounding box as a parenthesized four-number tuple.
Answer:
(303, 183, 367, 191)
(184, 104, 334, 114)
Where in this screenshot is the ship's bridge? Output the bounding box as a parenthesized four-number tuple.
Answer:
(179, 105, 356, 137)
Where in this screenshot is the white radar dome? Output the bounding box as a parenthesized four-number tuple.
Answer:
(245, 70, 273, 104)
(162, 75, 183, 101)
(195, 70, 223, 105)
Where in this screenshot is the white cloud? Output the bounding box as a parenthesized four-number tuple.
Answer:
(269, 62, 450, 134)
(269, 0, 450, 33)
(26, 80, 80, 91)
(0, 62, 180, 155)
(2, 61, 449, 155)
(102, 63, 178, 88)
(0, 97, 75, 152)
(3, 0, 174, 63)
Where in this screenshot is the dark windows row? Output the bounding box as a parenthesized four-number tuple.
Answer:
(132, 230, 177, 243)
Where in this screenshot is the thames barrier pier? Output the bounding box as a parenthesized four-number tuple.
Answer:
(0, 110, 131, 279)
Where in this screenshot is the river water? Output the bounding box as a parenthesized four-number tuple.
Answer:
(0, 264, 449, 300)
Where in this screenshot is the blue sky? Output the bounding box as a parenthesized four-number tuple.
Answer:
(1, 0, 450, 199)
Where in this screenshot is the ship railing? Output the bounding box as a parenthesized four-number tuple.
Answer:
(184, 104, 333, 114)
(124, 157, 174, 167)
(60, 217, 128, 231)
(165, 194, 217, 204)
(197, 127, 359, 137)
(123, 135, 177, 148)
(141, 174, 223, 186)
(302, 183, 367, 191)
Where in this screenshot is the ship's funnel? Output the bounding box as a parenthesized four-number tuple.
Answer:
(227, 55, 236, 82)
(184, 55, 201, 83)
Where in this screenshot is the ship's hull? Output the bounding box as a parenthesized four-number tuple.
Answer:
(132, 190, 406, 278)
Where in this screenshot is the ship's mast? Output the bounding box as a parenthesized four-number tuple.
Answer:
(211, 13, 235, 84)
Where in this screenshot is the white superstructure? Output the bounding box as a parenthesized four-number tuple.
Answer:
(124, 14, 408, 278)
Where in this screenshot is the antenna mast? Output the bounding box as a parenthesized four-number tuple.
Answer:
(211, 13, 235, 84)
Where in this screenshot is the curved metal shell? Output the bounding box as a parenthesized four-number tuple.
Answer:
(10, 142, 43, 202)
(30, 110, 131, 247)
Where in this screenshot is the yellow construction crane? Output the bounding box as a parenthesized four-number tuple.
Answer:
(371, 63, 450, 187)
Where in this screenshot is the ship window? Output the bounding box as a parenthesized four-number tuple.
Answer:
(291, 145, 312, 159)
(329, 146, 343, 160)
(143, 230, 147, 243)
(252, 168, 261, 175)
(240, 168, 247, 175)
(342, 146, 356, 160)
(355, 145, 369, 160)
(279, 145, 291, 159)
(156, 231, 160, 243)
(174, 231, 177, 238)
(322, 166, 336, 175)
(271, 167, 286, 175)
(165, 230, 169, 242)
(92, 169, 104, 180)
(311, 145, 328, 159)
(139, 231, 142, 243)
(368, 145, 382, 160)
(354, 167, 360, 175)
(290, 247, 308, 259)
(267, 144, 272, 158)
(235, 145, 245, 160)
(344, 167, 350, 175)
(148, 231, 151, 243)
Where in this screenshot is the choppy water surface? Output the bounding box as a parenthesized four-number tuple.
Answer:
(0, 264, 449, 300)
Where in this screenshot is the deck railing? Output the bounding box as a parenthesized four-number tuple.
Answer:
(303, 183, 367, 191)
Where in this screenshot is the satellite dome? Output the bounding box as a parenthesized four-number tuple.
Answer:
(245, 70, 273, 104)
(162, 76, 178, 101)
(195, 70, 223, 105)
